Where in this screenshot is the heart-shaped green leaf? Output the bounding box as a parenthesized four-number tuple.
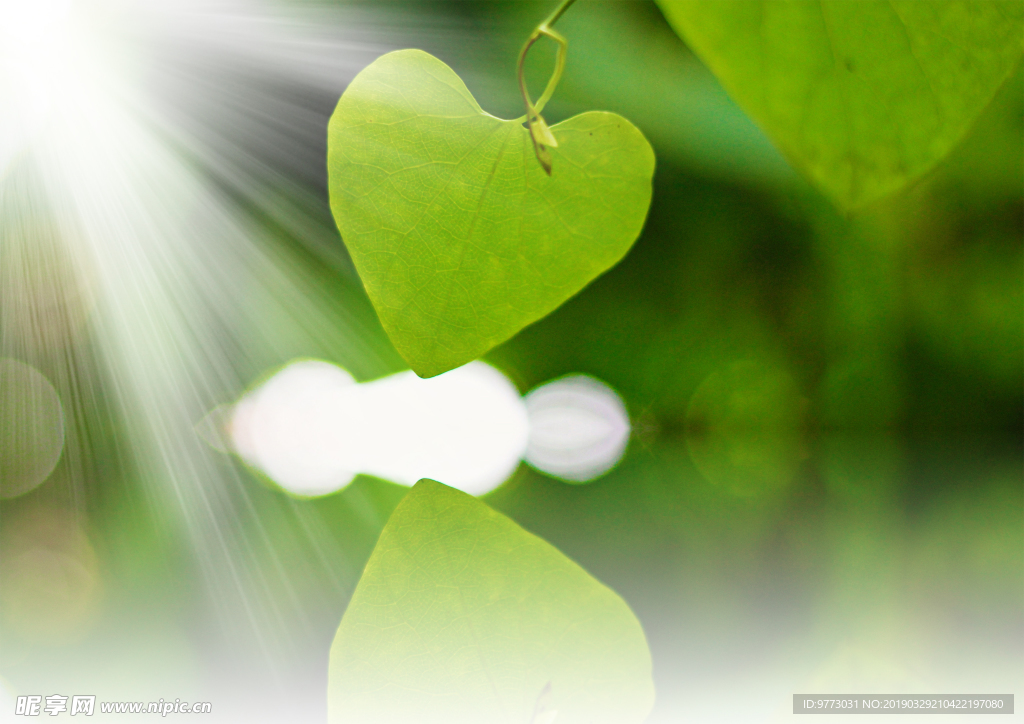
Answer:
(656, 1, 1024, 209)
(328, 479, 655, 724)
(328, 50, 655, 377)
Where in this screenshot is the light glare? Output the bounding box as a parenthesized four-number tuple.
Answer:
(230, 360, 530, 497)
(0, 0, 78, 177)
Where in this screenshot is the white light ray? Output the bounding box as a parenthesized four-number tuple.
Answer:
(1, 0, 404, 684)
(0, 0, 74, 177)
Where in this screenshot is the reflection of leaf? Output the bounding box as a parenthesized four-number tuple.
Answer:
(328, 50, 655, 378)
(656, 1, 1024, 208)
(328, 479, 654, 724)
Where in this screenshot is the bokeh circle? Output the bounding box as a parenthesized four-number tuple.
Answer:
(0, 358, 65, 498)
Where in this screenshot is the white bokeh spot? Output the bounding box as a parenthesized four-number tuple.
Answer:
(523, 375, 630, 482)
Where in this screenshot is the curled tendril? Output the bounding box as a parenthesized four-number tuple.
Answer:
(517, 0, 577, 175)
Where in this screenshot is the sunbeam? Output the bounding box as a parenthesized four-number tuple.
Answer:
(0, 0, 424, 718)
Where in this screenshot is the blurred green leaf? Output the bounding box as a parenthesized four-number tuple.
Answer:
(328, 478, 654, 724)
(328, 49, 654, 377)
(655, 1, 1024, 208)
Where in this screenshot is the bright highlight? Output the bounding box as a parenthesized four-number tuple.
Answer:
(230, 360, 530, 497)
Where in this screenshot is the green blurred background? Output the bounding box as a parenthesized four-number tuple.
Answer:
(1, 1, 1020, 722)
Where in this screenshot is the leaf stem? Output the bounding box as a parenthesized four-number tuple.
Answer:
(517, 0, 578, 175)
